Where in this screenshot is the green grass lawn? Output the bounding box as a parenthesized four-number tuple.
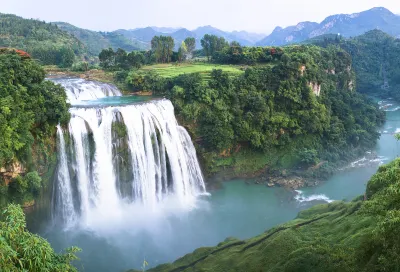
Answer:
(141, 62, 244, 80)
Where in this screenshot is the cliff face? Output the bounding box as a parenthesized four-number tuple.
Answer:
(0, 162, 25, 185)
(0, 133, 58, 208)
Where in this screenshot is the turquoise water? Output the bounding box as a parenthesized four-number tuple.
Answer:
(27, 98, 400, 272)
(73, 95, 154, 107)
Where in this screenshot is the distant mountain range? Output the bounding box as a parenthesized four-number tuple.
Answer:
(113, 26, 264, 50)
(54, 22, 148, 55)
(256, 7, 400, 46)
(53, 6, 400, 54)
(2, 6, 400, 58)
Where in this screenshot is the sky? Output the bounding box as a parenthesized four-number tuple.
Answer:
(2, 0, 400, 34)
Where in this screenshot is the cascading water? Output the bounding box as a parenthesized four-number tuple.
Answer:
(50, 78, 122, 103)
(52, 78, 206, 228)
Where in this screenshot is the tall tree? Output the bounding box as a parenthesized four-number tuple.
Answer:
(184, 37, 196, 59)
(151, 35, 175, 63)
(201, 34, 213, 61)
(201, 34, 228, 61)
(98, 47, 115, 69)
(115, 48, 129, 70)
(178, 41, 188, 62)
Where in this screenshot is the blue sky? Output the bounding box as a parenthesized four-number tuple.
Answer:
(2, 0, 400, 33)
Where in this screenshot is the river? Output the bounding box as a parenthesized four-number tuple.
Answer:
(27, 81, 400, 272)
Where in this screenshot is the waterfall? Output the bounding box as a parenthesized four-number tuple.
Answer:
(50, 78, 122, 104)
(55, 125, 77, 227)
(53, 79, 206, 226)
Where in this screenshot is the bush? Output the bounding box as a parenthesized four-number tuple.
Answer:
(0, 204, 80, 271)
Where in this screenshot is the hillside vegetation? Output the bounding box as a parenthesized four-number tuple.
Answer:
(0, 13, 88, 67)
(110, 44, 383, 179)
(130, 157, 400, 272)
(307, 30, 400, 100)
(0, 49, 70, 207)
(55, 22, 147, 55)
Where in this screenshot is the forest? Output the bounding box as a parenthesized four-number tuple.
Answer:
(307, 30, 400, 100)
(101, 42, 384, 176)
(0, 13, 86, 67)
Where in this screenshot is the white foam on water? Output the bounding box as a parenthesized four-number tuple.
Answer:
(50, 78, 122, 104)
(340, 154, 388, 170)
(294, 190, 334, 203)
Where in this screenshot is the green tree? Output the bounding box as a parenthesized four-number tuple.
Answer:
(99, 47, 115, 70)
(184, 37, 196, 59)
(151, 35, 175, 63)
(178, 41, 188, 62)
(201, 34, 228, 61)
(0, 204, 80, 271)
(0, 50, 70, 199)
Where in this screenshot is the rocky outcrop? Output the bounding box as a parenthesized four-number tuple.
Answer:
(256, 174, 317, 189)
(300, 65, 306, 76)
(0, 161, 25, 185)
(309, 82, 321, 96)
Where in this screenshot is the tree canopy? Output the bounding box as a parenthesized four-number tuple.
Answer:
(0, 204, 80, 271)
(0, 49, 70, 166)
(0, 13, 86, 67)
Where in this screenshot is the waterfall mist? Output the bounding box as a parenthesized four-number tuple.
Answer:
(54, 99, 207, 231)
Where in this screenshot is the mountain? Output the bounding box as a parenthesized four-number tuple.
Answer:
(54, 22, 146, 55)
(114, 25, 263, 50)
(170, 28, 197, 48)
(193, 25, 253, 46)
(0, 13, 87, 66)
(257, 7, 400, 46)
(150, 26, 182, 33)
(230, 30, 265, 44)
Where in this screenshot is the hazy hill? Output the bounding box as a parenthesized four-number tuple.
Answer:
(257, 7, 400, 46)
(55, 22, 146, 55)
(115, 25, 262, 50)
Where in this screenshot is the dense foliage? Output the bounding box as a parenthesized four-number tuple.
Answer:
(101, 36, 384, 176)
(0, 13, 86, 67)
(0, 204, 79, 271)
(0, 50, 70, 166)
(131, 157, 400, 272)
(0, 50, 70, 207)
(99, 47, 148, 70)
(200, 34, 229, 61)
(308, 30, 400, 100)
(165, 45, 383, 174)
(151, 36, 175, 63)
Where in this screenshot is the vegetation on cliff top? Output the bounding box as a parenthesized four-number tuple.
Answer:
(0, 49, 70, 206)
(97, 40, 384, 178)
(307, 30, 400, 101)
(128, 157, 400, 272)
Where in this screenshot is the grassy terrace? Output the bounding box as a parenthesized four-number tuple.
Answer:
(141, 62, 244, 80)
